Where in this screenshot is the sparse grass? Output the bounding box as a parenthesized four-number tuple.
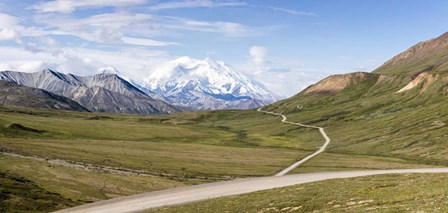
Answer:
(0, 155, 184, 203)
(0, 167, 79, 212)
(0, 107, 321, 179)
(153, 173, 448, 213)
(291, 152, 440, 174)
(0, 103, 440, 179)
(0, 138, 310, 178)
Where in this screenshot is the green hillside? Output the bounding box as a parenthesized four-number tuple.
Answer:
(264, 33, 448, 169)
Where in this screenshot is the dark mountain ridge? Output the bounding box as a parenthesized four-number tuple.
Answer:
(0, 80, 88, 111)
(0, 69, 181, 115)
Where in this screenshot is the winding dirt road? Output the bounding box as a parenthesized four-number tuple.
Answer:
(257, 108, 331, 176)
(55, 168, 448, 213)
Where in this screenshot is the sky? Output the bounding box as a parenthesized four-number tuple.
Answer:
(0, 0, 448, 97)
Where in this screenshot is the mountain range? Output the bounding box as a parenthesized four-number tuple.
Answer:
(0, 57, 279, 114)
(0, 69, 181, 115)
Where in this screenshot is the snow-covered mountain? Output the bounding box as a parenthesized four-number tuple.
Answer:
(144, 57, 279, 110)
(0, 69, 181, 115)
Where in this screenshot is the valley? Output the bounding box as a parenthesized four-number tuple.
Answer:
(1, 1, 448, 212)
(0, 100, 444, 212)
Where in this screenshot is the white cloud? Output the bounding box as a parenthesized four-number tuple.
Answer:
(164, 17, 259, 37)
(235, 46, 322, 96)
(122, 37, 179, 47)
(0, 63, 15, 71)
(338, 55, 350, 61)
(146, 0, 316, 19)
(0, 54, 106, 75)
(0, 13, 22, 41)
(239, 64, 323, 97)
(267, 7, 318, 17)
(0, 45, 171, 84)
(31, 0, 148, 13)
(148, 0, 246, 10)
(0, 28, 19, 40)
(0, 12, 69, 39)
(17, 61, 58, 73)
(219, 22, 254, 37)
(33, 12, 179, 46)
(249, 46, 268, 67)
(33, 11, 262, 42)
(56, 55, 106, 75)
(0, 13, 19, 28)
(24, 1, 268, 48)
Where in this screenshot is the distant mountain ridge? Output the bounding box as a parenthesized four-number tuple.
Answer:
(0, 69, 181, 115)
(0, 80, 88, 111)
(144, 57, 279, 110)
(0, 57, 280, 113)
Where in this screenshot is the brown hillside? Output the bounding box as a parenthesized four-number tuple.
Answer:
(303, 72, 375, 94)
(374, 32, 448, 76)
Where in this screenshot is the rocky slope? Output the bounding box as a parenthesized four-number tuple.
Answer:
(303, 72, 375, 94)
(372, 32, 448, 96)
(0, 69, 181, 115)
(0, 81, 88, 111)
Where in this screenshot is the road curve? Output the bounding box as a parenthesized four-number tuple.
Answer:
(55, 168, 448, 213)
(257, 108, 331, 176)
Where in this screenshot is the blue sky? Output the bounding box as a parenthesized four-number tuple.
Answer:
(0, 0, 447, 96)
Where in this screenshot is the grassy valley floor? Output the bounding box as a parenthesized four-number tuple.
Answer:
(0, 106, 444, 211)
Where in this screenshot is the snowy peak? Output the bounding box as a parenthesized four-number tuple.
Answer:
(98, 66, 155, 96)
(144, 56, 279, 110)
(98, 67, 119, 74)
(147, 56, 274, 98)
(98, 67, 131, 82)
